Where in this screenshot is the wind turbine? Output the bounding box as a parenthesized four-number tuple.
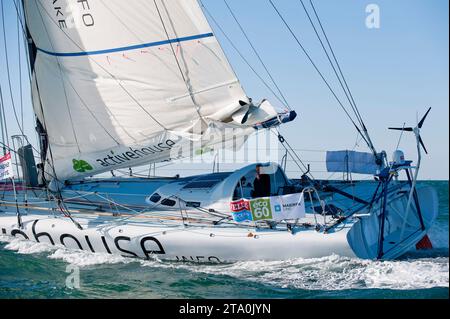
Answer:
(389, 107, 432, 245)
(389, 107, 432, 155)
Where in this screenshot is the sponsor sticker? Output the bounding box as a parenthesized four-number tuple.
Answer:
(0, 153, 14, 180)
(230, 193, 306, 223)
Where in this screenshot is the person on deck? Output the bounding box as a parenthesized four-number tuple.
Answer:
(252, 164, 271, 198)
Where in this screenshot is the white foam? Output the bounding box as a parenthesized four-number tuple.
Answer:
(363, 258, 449, 289)
(1, 236, 132, 267)
(1, 236, 448, 291)
(177, 255, 449, 291)
(48, 249, 130, 267)
(3, 237, 56, 255)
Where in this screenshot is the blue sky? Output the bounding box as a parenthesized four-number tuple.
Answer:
(0, 0, 448, 180)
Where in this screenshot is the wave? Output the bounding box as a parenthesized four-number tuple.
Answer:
(1, 234, 448, 291)
(169, 255, 449, 291)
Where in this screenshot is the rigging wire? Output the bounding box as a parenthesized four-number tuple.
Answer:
(0, 7, 22, 227)
(308, 0, 365, 128)
(1, 0, 42, 158)
(1, 0, 28, 140)
(16, 8, 23, 131)
(298, 0, 362, 129)
(34, 76, 84, 230)
(9, 1, 84, 229)
(0, 87, 8, 153)
(267, 0, 372, 151)
(12, 0, 32, 83)
(199, 0, 290, 109)
(306, 0, 377, 155)
(395, 123, 406, 150)
(272, 128, 314, 179)
(223, 0, 292, 111)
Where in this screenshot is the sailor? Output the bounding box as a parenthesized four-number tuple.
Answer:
(252, 164, 271, 198)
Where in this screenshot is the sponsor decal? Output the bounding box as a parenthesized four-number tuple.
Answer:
(72, 159, 93, 173)
(95, 139, 177, 169)
(195, 147, 214, 156)
(250, 198, 273, 221)
(230, 199, 253, 223)
(230, 193, 306, 223)
(0, 153, 14, 180)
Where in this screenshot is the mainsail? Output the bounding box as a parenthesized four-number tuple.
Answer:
(23, 0, 292, 181)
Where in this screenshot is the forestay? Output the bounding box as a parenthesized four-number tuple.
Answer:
(23, 0, 286, 181)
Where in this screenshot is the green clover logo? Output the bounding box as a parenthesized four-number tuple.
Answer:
(73, 159, 93, 173)
(195, 147, 214, 156)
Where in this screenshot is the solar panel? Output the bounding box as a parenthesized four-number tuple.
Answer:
(181, 172, 232, 190)
(182, 180, 221, 189)
(194, 172, 232, 181)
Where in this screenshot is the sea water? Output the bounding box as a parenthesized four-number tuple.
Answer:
(0, 181, 448, 299)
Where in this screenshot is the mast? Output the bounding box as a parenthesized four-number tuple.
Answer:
(0, 87, 7, 154)
(20, 0, 48, 165)
(21, 0, 36, 70)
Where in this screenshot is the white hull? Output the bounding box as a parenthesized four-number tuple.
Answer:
(0, 214, 356, 262)
(0, 169, 439, 262)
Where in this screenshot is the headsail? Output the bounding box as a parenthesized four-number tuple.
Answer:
(23, 0, 293, 181)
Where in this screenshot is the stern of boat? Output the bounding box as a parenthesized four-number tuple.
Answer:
(347, 184, 439, 260)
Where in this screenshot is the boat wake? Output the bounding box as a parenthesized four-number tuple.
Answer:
(1, 222, 448, 292)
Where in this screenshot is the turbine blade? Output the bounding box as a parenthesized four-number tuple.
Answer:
(419, 107, 432, 129)
(389, 127, 413, 132)
(241, 111, 250, 124)
(241, 105, 259, 124)
(239, 100, 248, 107)
(419, 136, 429, 155)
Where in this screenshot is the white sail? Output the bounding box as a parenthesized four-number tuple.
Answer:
(23, 0, 288, 181)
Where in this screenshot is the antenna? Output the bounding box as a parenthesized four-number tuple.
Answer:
(395, 122, 406, 150)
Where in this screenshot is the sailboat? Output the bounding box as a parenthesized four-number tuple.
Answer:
(0, 0, 439, 263)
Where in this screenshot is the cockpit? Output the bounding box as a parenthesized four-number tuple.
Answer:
(232, 163, 291, 200)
